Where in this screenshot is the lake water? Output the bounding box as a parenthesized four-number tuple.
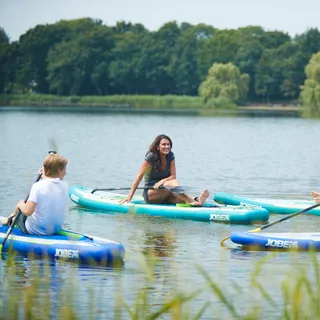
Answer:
(1, 109, 320, 319)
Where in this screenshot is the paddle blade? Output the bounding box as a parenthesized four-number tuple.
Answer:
(48, 138, 58, 154)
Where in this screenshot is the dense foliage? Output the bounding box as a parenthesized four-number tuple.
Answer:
(1, 19, 320, 106)
(199, 63, 249, 105)
(300, 52, 320, 112)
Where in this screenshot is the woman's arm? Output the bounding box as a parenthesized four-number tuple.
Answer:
(154, 160, 177, 188)
(120, 160, 151, 204)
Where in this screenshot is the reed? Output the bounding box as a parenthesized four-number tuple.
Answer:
(0, 94, 237, 110)
(1, 249, 319, 319)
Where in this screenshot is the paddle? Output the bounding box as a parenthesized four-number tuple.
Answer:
(0, 151, 57, 253)
(91, 185, 185, 194)
(220, 201, 320, 247)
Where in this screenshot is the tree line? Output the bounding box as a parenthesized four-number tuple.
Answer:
(0, 18, 320, 106)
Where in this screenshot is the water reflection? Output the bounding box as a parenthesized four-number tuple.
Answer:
(140, 231, 177, 258)
(1, 252, 125, 271)
(0, 252, 126, 318)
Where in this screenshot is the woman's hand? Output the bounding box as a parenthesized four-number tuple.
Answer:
(119, 196, 132, 204)
(153, 181, 164, 190)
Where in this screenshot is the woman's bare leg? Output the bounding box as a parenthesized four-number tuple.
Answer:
(162, 179, 199, 204)
(163, 179, 180, 187)
(166, 192, 193, 204)
(147, 189, 172, 204)
(194, 189, 210, 206)
(147, 179, 210, 207)
(167, 189, 210, 206)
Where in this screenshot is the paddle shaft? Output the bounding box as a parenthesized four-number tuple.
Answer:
(91, 185, 185, 194)
(251, 201, 320, 233)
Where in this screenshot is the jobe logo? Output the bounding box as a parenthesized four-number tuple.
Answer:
(265, 239, 298, 249)
(70, 194, 79, 203)
(55, 249, 80, 259)
(210, 214, 230, 221)
(240, 202, 262, 209)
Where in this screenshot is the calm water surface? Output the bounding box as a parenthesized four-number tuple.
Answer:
(1, 110, 320, 319)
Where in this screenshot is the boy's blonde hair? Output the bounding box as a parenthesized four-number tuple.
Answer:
(43, 154, 68, 177)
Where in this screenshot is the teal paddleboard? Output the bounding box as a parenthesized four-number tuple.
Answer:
(214, 192, 320, 216)
(70, 186, 269, 224)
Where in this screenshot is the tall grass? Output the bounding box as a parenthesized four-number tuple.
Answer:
(1, 250, 319, 319)
(0, 94, 237, 110)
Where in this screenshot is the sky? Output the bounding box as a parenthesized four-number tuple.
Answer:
(1, 0, 320, 42)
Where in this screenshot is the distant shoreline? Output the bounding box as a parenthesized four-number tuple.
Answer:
(0, 104, 301, 117)
(239, 105, 299, 111)
(0, 93, 301, 116)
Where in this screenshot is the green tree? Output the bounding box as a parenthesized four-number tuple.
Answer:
(108, 23, 149, 94)
(191, 24, 216, 84)
(199, 62, 250, 105)
(47, 25, 115, 95)
(16, 18, 103, 93)
(0, 27, 9, 44)
(254, 48, 286, 102)
(257, 30, 291, 49)
(0, 27, 14, 93)
(133, 21, 181, 95)
(295, 28, 320, 57)
(168, 24, 199, 95)
(300, 51, 320, 112)
(17, 24, 63, 93)
(276, 42, 304, 99)
(254, 40, 308, 102)
(234, 38, 263, 100)
(197, 29, 238, 83)
(151, 21, 181, 94)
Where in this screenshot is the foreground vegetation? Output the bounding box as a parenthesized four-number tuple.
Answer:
(1, 250, 319, 319)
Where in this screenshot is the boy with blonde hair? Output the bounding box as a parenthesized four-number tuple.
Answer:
(2, 154, 69, 235)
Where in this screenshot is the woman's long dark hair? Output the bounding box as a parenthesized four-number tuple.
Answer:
(147, 134, 173, 171)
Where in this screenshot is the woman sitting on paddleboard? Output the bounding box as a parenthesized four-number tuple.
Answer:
(120, 134, 209, 205)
